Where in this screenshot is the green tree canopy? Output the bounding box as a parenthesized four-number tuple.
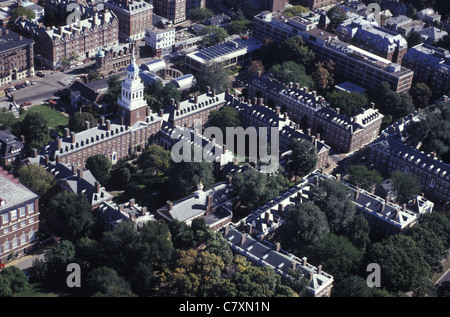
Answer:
(47, 192, 94, 240)
(187, 7, 213, 22)
(310, 178, 356, 235)
(17, 111, 50, 149)
(287, 138, 318, 180)
(269, 61, 314, 88)
(0, 266, 30, 296)
(144, 80, 182, 112)
(85, 154, 112, 186)
(326, 90, 369, 117)
(275, 202, 330, 255)
(0, 108, 19, 131)
(375, 82, 415, 120)
(166, 154, 215, 198)
(137, 144, 171, 177)
(195, 63, 232, 93)
(227, 20, 252, 37)
(68, 111, 98, 133)
(283, 5, 309, 17)
(279, 36, 315, 70)
(232, 168, 289, 211)
(390, 170, 421, 204)
(200, 25, 229, 48)
(11, 6, 35, 20)
(368, 234, 431, 293)
(308, 233, 364, 282)
(407, 101, 450, 163)
(207, 106, 241, 144)
(410, 82, 432, 108)
(347, 164, 382, 191)
(86, 266, 135, 297)
(17, 163, 56, 197)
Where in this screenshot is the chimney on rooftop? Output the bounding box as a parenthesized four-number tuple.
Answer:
(129, 198, 135, 208)
(71, 131, 76, 143)
(95, 181, 100, 194)
(45, 154, 49, 165)
(166, 200, 173, 211)
(141, 206, 147, 216)
(77, 168, 83, 179)
(85, 121, 90, 130)
(65, 127, 70, 138)
(240, 233, 246, 245)
(106, 119, 111, 131)
(275, 242, 281, 252)
(32, 148, 37, 158)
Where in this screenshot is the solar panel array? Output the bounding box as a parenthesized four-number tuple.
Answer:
(194, 41, 243, 61)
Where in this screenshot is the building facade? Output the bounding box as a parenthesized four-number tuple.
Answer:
(145, 27, 175, 57)
(0, 130, 25, 167)
(248, 75, 384, 154)
(252, 12, 414, 94)
(105, 0, 153, 41)
(95, 42, 135, 74)
(0, 27, 34, 87)
(0, 168, 39, 263)
(14, 11, 119, 69)
(402, 43, 450, 98)
(153, 0, 205, 24)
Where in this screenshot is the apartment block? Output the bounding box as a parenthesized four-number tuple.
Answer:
(367, 134, 450, 205)
(14, 11, 119, 70)
(145, 27, 175, 57)
(153, 0, 205, 24)
(248, 75, 384, 153)
(0, 27, 34, 87)
(0, 168, 39, 263)
(252, 12, 414, 94)
(402, 43, 450, 97)
(105, 0, 153, 41)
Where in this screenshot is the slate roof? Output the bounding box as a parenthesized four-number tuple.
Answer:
(0, 26, 34, 53)
(369, 135, 450, 183)
(0, 167, 39, 212)
(43, 161, 113, 207)
(0, 129, 25, 160)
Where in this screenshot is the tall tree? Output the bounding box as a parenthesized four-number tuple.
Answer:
(368, 234, 431, 293)
(347, 164, 382, 192)
(326, 90, 369, 117)
(187, 7, 213, 22)
(310, 178, 356, 235)
(47, 192, 94, 240)
(17, 111, 50, 149)
(269, 61, 314, 88)
(410, 82, 432, 108)
(207, 106, 241, 144)
(312, 60, 335, 94)
(200, 25, 229, 48)
(68, 112, 98, 133)
(86, 154, 112, 186)
(275, 202, 330, 255)
(232, 168, 288, 211)
(279, 36, 315, 71)
(390, 170, 421, 204)
(137, 144, 171, 177)
(17, 163, 57, 202)
(195, 63, 232, 93)
(287, 138, 318, 180)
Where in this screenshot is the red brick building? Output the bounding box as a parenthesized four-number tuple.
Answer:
(0, 168, 40, 263)
(105, 0, 153, 41)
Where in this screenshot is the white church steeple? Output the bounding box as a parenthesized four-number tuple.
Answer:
(118, 43, 147, 113)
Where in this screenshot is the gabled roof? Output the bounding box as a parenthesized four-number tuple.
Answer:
(0, 129, 25, 159)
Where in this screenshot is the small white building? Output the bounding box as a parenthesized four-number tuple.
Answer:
(145, 27, 175, 58)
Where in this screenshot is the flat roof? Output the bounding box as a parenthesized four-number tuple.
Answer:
(186, 37, 263, 64)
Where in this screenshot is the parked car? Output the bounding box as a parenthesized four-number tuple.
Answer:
(15, 85, 21, 90)
(21, 101, 32, 106)
(25, 80, 31, 86)
(30, 80, 36, 85)
(21, 83, 27, 88)
(37, 71, 44, 77)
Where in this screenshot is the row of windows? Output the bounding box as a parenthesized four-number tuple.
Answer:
(0, 229, 36, 255)
(1, 203, 35, 226)
(2, 217, 36, 235)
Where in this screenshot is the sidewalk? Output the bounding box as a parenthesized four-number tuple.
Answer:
(3, 247, 50, 271)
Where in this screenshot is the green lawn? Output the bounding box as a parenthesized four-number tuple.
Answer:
(13, 283, 60, 297)
(20, 105, 69, 129)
